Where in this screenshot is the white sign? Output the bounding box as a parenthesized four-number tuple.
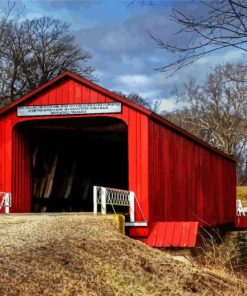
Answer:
(17, 102, 122, 117)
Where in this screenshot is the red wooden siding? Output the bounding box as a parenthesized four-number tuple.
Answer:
(235, 216, 247, 228)
(0, 77, 149, 223)
(148, 119, 236, 226)
(12, 126, 31, 212)
(0, 118, 12, 193)
(0, 71, 236, 235)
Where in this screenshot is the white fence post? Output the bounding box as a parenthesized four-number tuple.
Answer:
(4, 193, 11, 214)
(0, 192, 11, 214)
(92, 186, 148, 227)
(129, 191, 135, 222)
(93, 186, 97, 214)
(236, 199, 246, 216)
(101, 187, 107, 214)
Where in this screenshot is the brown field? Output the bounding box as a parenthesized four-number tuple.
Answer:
(0, 214, 246, 296)
(237, 187, 247, 205)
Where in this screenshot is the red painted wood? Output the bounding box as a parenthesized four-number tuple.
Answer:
(0, 71, 236, 239)
(12, 127, 31, 212)
(148, 119, 236, 227)
(172, 222, 183, 247)
(145, 223, 157, 246)
(187, 222, 199, 247)
(0, 71, 237, 162)
(235, 216, 247, 229)
(0, 74, 149, 226)
(165, 222, 176, 246)
(129, 227, 149, 237)
(155, 222, 167, 247)
(180, 222, 190, 247)
(146, 222, 198, 247)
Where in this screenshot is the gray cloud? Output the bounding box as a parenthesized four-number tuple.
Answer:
(74, 6, 195, 101)
(38, 0, 96, 10)
(73, 2, 245, 113)
(2, 0, 245, 113)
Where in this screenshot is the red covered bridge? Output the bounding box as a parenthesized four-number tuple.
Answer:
(0, 71, 236, 246)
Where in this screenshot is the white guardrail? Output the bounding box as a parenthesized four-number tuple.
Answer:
(0, 192, 11, 214)
(93, 186, 147, 227)
(237, 199, 247, 216)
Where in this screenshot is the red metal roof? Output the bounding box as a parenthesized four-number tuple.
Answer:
(147, 222, 199, 248)
(0, 71, 235, 162)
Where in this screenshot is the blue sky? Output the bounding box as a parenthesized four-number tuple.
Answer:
(0, 0, 246, 112)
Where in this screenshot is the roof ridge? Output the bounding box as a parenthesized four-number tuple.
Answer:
(0, 71, 235, 162)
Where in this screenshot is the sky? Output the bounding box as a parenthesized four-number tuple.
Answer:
(0, 0, 246, 112)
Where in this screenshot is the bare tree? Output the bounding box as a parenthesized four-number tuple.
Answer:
(0, 16, 94, 104)
(113, 91, 160, 113)
(152, 0, 247, 74)
(0, 1, 16, 52)
(0, 1, 19, 104)
(164, 63, 247, 183)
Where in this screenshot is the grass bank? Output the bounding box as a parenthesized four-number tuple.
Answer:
(0, 214, 245, 296)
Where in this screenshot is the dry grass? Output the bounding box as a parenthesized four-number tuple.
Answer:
(237, 186, 247, 204)
(197, 233, 240, 272)
(0, 214, 246, 296)
(195, 228, 247, 278)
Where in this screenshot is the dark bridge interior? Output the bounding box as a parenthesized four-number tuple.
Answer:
(22, 117, 128, 212)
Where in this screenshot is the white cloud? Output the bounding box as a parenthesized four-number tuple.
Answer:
(159, 97, 177, 112)
(94, 70, 105, 80)
(24, 12, 43, 19)
(195, 49, 247, 66)
(223, 49, 247, 61)
(196, 57, 209, 65)
(138, 90, 160, 98)
(118, 74, 150, 87)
